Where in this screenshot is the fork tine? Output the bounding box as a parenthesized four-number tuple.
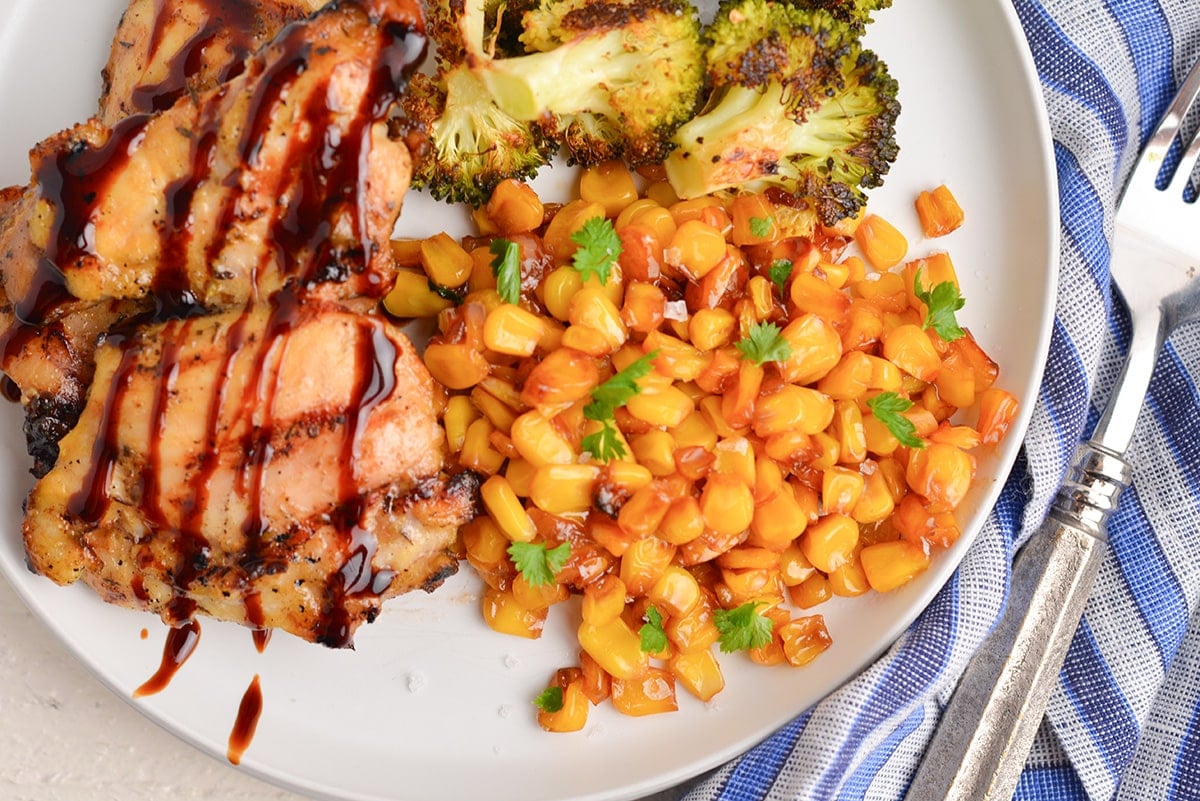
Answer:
(1143, 59, 1200, 183)
(1167, 124, 1200, 196)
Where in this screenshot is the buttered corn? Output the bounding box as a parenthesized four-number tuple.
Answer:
(385, 176, 1017, 730)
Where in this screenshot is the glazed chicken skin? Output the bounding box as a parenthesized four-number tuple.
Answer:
(24, 300, 476, 646)
(98, 0, 326, 125)
(0, 0, 425, 475)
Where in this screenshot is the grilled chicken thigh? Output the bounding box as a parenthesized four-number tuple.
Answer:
(0, 0, 426, 474)
(24, 300, 475, 646)
(6, 0, 475, 646)
(98, 0, 326, 124)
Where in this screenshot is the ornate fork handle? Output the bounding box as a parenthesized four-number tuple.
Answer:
(904, 444, 1131, 801)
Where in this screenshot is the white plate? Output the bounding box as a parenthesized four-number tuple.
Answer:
(0, 1, 1058, 800)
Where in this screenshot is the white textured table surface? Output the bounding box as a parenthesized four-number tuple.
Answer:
(0, 576, 688, 801)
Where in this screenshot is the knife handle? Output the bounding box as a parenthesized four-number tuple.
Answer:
(903, 443, 1131, 801)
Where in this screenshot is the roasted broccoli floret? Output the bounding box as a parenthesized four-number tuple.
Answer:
(664, 0, 899, 225)
(460, 0, 707, 166)
(400, 66, 557, 206)
(398, 0, 557, 206)
(788, 0, 892, 28)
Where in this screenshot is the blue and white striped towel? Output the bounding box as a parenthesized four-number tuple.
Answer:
(684, 2, 1200, 799)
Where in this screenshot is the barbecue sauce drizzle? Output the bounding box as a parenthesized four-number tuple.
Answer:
(36, 2, 428, 706)
(131, 0, 264, 115)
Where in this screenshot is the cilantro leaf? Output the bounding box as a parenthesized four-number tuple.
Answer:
(578, 351, 659, 462)
(507, 541, 571, 586)
(639, 606, 669, 654)
(570, 216, 622, 285)
(866, 392, 925, 449)
(427, 280, 464, 306)
(735, 322, 793, 365)
(489, 238, 521, 305)
(768, 259, 793, 295)
(713, 602, 774, 653)
(581, 419, 627, 462)
(914, 267, 966, 341)
(534, 686, 564, 714)
(582, 351, 659, 422)
(749, 216, 774, 239)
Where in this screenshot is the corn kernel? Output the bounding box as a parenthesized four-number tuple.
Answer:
(689, 308, 737, 351)
(460, 417, 506, 475)
(520, 347, 599, 415)
(537, 677, 588, 732)
(544, 199, 607, 261)
(582, 575, 627, 626)
(643, 330, 707, 381)
(482, 587, 546, 639)
(915, 184, 965, 238)
(529, 463, 601, 515)
(822, 466, 866, 515)
(486, 178, 545, 234)
(626, 384, 695, 428)
(419, 232, 474, 288)
(481, 475, 536, 543)
(668, 219, 727, 279)
(612, 668, 678, 717)
(622, 281, 667, 333)
(443, 395, 479, 454)
(569, 286, 628, 352)
(852, 467, 896, 524)
(789, 573, 833, 608)
(884, 323, 942, 382)
(778, 615, 833, 667)
(578, 617, 648, 680)
(905, 442, 975, 512)
(649, 566, 703, 617)
(790, 271, 850, 322)
(860, 539, 932, 593)
(700, 472, 755, 536)
(778, 542, 816, 586)
(799, 513, 859, 573)
(828, 552, 871, 597)
(977, 387, 1020, 445)
(671, 648, 725, 702)
(482, 304, 544, 357)
(384, 269, 454, 318)
(580, 160, 639, 217)
(855, 213, 908, 270)
(620, 537, 678, 597)
(660, 496, 706, 545)
(831, 399, 868, 465)
(629, 430, 677, 476)
(753, 384, 836, 438)
(509, 410, 576, 467)
(617, 482, 673, 539)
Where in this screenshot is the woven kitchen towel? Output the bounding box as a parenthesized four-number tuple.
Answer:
(683, 1, 1200, 799)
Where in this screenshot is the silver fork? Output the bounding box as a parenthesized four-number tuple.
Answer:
(904, 58, 1200, 801)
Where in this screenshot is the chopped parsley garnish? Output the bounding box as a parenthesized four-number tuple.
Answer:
(580, 351, 659, 462)
(735, 321, 793, 365)
(581, 420, 626, 463)
(749, 215, 774, 238)
(914, 267, 966, 341)
(768, 258, 793, 295)
(507, 541, 571, 586)
(534, 685, 564, 714)
(489, 238, 521, 305)
(713, 602, 774, 653)
(570, 216, 622, 285)
(639, 606, 669, 654)
(866, 392, 925, 449)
